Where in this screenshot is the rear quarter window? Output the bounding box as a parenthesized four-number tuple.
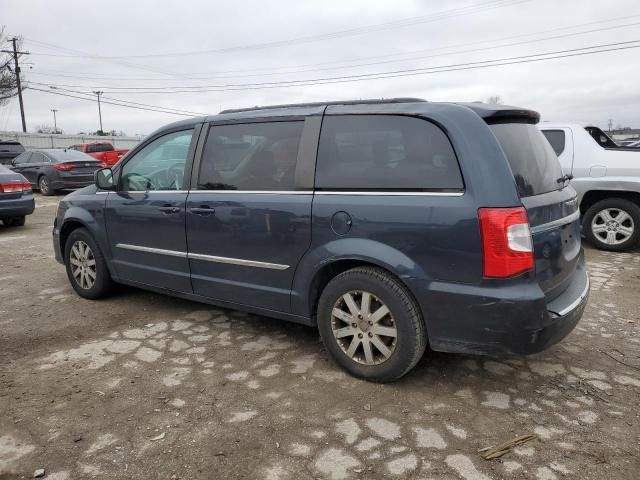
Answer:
(490, 123, 563, 197)
(315, 115, 463, 191)
(541, 130, 565, 156)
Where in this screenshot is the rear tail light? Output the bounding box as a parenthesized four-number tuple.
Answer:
(0, 181, 31, 193)
(478, 207, 534, 278)
(53, 163, 74, 171)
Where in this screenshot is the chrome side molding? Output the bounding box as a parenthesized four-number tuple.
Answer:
(115, 243, 289, 270)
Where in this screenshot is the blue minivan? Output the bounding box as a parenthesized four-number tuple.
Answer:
(53, 99, 589, 382)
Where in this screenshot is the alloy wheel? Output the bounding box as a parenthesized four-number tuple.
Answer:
(591, 208, 635, 245)
(39, 176, 49, 194)
(69, 240, 97, 289)
(331, 290, 397, 365)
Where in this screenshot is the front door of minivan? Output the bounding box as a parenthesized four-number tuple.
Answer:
(104, 127, 200, 292)
(185, 119, 316, 312)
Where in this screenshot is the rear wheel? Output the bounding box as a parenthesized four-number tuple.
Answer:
(64, 228, 114, 299)
(583, 198, 640, 252)
(317, 266, 427, 382)
(2, 216, 26, 227)
(38, 175, 54, 196)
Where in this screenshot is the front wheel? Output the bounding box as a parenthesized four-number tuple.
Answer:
(38, 175, 54, 196)
(583, 198, 640, 252)
(317, 267, 427, 383)
(64, 228, 114, 299)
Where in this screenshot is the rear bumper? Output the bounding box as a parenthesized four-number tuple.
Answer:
(0, 195, 35, 218)
(412, 253, 589, 355)
(51, 175, 95, 190)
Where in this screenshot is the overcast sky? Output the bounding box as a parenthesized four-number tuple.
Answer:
(1, 0, 639, 136)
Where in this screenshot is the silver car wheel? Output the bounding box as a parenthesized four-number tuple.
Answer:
(591, 208, 635, 245)
(69, 240, 97, 290)
(331, 290, 397, 365)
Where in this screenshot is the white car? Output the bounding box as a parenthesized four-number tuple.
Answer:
(539, 123, 640, 251)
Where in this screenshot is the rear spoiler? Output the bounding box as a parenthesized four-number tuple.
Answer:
(457, 103, 540, 125)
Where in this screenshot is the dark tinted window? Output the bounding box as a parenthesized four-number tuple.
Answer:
(585, 127, 618, 149)
(316, 115, 462, 190)
(12, 152, 31, 164)
(541, 130, 565, 156)
(490, 124, 563, 197)
(0, 142, 25, 153)
(198, 122, 304, 191)
(87, 143, 114, 153)
(30, 153, 46, 163)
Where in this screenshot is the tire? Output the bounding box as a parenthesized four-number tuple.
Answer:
(317, 266, 427, 383)
(3, 216, 26, 227)
(64, 228, 114, 299)
(583, 198, 640, 252)
(38, 175, 54, 196)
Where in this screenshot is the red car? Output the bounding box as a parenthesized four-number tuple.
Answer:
(69, 142, 128, 167)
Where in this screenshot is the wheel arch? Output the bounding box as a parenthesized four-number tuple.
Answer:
(292, 239, 429, 323)
(580, 190, 640, 214)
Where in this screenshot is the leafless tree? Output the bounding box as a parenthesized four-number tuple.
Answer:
(0, 27, 24, 107)
(487, 96, 502, 105)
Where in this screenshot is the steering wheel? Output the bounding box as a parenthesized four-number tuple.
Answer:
(166, 162, 185, 190)
(122, 172, 159, 191)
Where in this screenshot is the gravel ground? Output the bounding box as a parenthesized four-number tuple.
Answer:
(0, 194, 639, 480)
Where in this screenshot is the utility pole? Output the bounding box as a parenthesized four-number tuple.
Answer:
(11, 37, 27, 132)
(93, 90, 104, 134)
(51, 109, 58, 133)
(608, 119, 613, 134)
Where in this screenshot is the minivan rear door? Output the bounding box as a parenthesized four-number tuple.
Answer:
(185, 117, 318, 313)
(490, 123, 582, 301)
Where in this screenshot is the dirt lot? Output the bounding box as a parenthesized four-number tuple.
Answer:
(0, 194, 639, 480)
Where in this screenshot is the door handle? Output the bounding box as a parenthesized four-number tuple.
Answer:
(159, 206, 180, 214)
(189, 206, 215, 216)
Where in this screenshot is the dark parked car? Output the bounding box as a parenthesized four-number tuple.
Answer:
(0, 141, 26, 165)
(53, 98, 589, 382)
(0, 163, 34, 226)
(10, 149, 101, 196)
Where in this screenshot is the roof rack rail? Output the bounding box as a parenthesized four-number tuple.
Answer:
(219, 97, 427, 114)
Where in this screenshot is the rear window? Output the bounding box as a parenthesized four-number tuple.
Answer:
(0, 142, 25, 153)
(87, 143, 114, 153)
(490, 123, 563, 197)
(316, 115, 463, 191)
(541, 130, 565, 156)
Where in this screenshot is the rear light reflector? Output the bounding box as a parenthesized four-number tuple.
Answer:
(0, 181, 31, 193)
(478, 207, 534, 278)
(53, 163, 74, 171)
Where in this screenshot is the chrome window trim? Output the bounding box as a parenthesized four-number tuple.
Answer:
(188, 190, 311, 194)
(530, 210, 580, 234)
(555, 274, 590, 316)
(110, 190, 463, 196)
(315, 191, 464, 197)
(115, 243, 289, 270)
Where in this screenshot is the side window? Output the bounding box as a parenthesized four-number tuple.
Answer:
(542, 130, 566, 156)
(120, 129, 194, 191)
(316, 115, 463, 190)
(13, 152, 31, 164)
(198, 121, 304, 191)
(30, 153, 45, 163)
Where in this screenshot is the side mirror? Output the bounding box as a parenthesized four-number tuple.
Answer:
(95, 167, 116, 191)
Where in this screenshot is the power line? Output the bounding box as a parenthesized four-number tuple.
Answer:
(35, 85, 207, 116)
(27, 87, 206, 117)
(26, 0, 531, 60)
(33, 39, 640, 94)
(26, 18, 640, 85)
